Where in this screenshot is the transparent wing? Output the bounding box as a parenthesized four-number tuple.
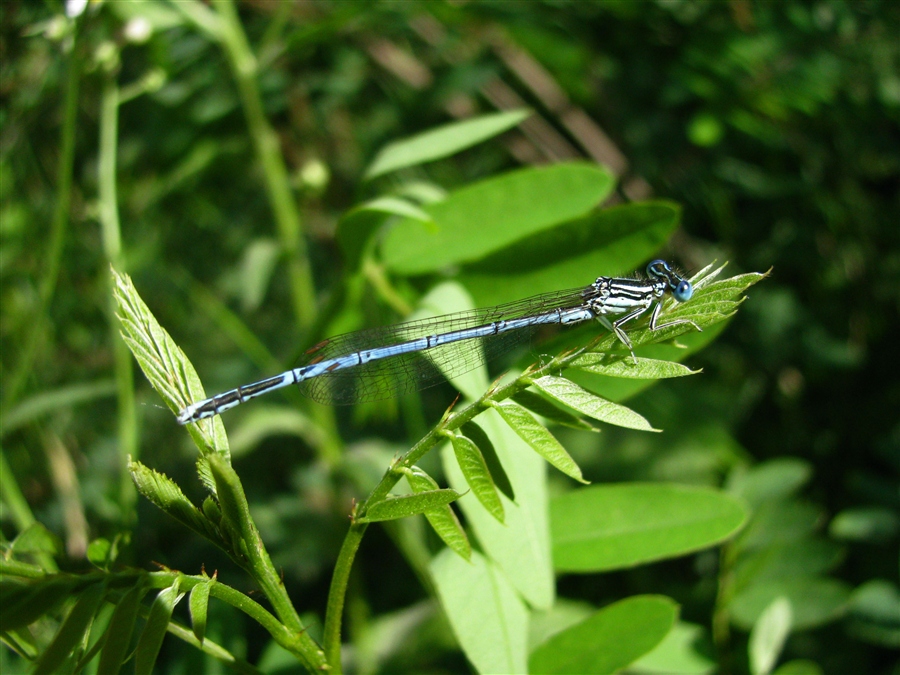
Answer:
(298, 287, 589, 404)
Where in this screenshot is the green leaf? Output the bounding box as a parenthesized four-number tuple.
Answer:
(492, 399, 587, 483)
(9, 523, 61, 558)
(441, 410, 554, 610)
(846, 580, 900, 648)
(112, 268, 230, 460)
(461, 201, 680, 308)
(360, 489, 463, 523)
(569, 353, 700, 379)
(364, 109, 531, 179)
(631, 621, 716, 674)
(829, 507, 899, 544)
(405, 467, 471, 560)
(512, 390, 598, 431)
(727, 458, 813, 509)
(1, 380, 116, 438)
(449, 432, 504, 523)
(189, 576, 212, 644)
(530, 375, 658, 431)
(729, 577, 851, 631)
(430, 549, 528, 675)
(749, 597, 793, 675)
(381, 162, 614, 274)
(461, 421, 514, 502)
(529, 595, 678, 675)
(772, 660, 825, 675)
(128, 460, 221, 546)
(134, 580, 185, 675)
(551, 484, 748, 572)
(98, 584, 147, 675)
(336, 196, 434, 271)
(33, 583, 106, 675)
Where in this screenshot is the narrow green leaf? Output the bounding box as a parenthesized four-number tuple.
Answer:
(569, 353, 700, 379)
(33, 583, 106, 675)
(492, 400, 587, 483)
(461, 422, 514, 502)
(430, 549, 528, 675)
(1, 380, 116, 438)
(405, 467, 471, 560)
(336, 196, 434, 270)
(98, 584, 147, 675)
(750, 597, 793, 675)
(529, 595, 678, 675)
(551, 484, 748, 572)
(449, 433, 505, 523)
(360, 489, 463, 523)
(9, 523, 61, 558)
(365, 109, 531, 179)
(727, 458, 814, 509)
(531, 375, 658, 431)
(128, 460, 221, 546)
(134, 581, 185, 675)
(512, 390, 598, 432)
(441, 411, 555, 610)
(189, 577, 212, 644)
(112, 267, 230, 459)
(381, 162, 614, 274)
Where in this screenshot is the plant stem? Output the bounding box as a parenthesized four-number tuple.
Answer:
(98, 68, 138, 521)
(212, 0, 317, 333)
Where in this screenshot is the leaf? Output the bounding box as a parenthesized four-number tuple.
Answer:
(846, 580, 900, 648)
(33, 583, 106, 675)
(461, 200, 680, 308)
(551, 484, 748, 572)
(569, 353, 700, 379)
(441, 410, 554, 610)
(749, 597, 793, 675)
(128, 460, 221, 546)
(405, 467, 471, 560)
(631, 621, 717, 674)
(359, 489, 463, 523)
(98, 584, 147, 675)
(449, 432, 504, 523)
(529, 595, 679, 675)
(336, 196, 434, 270)
(729, 577, 851, 631)
(512, 390, 597, 432)
(530, 375, 657, 431)
(430, 549, 528, 675)
(461, 421, 514, 502)
(491, 400, 587, 483)
(727, 458, 813, 509)
(112, 267, 230, 460)
(1, 380, 116, 437)
(134, 580, 185, 675)
(364, 109, 531, 179)
(380, 162, 614, 274)
(189, 577, 212, 644)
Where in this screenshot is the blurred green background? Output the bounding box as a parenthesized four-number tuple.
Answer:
(1, 1, 898, 673)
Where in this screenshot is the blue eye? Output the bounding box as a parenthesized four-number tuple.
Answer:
(673, 280, 692, 302)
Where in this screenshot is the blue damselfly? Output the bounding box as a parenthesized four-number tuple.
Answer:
(178, 260, 700, 424)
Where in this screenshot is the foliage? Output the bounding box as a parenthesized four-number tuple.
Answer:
(2, 1, 897, 674)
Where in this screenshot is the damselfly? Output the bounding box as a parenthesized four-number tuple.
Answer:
(177, 260, 700, 424)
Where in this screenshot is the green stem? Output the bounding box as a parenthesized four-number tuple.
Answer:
(98, 69, 138, 520)
(211, 0, 317, 333)
(206, 455, 327, 671)
(322, 522, 367, 672)
(2, 21, 80, 410)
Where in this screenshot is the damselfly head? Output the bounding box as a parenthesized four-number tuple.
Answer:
(647, 259, 693, 302)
